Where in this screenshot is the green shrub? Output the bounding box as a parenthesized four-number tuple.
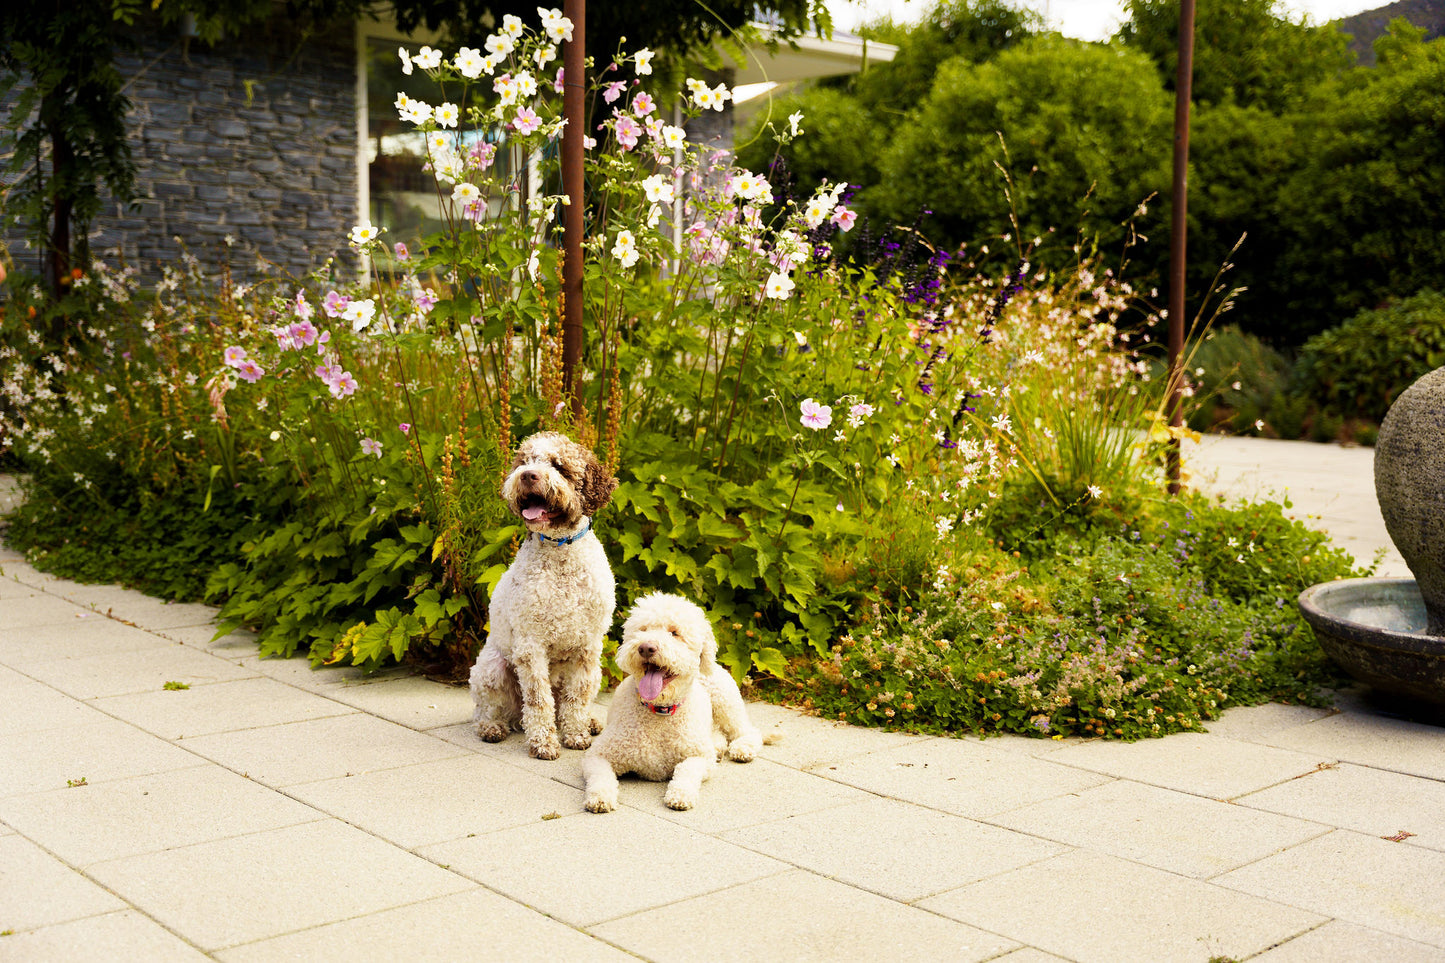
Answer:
(1183, 326, 1292, 435)
(790, 493, 1362, 740)
(1292, 289, 1445, 424)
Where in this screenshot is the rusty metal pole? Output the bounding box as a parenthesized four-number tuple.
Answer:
(1166, 0, 1195, 495)
(561, 0, 586, 420)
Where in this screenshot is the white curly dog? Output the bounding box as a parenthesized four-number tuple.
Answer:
(583, 592, 764, 812)
(469, 431, 617, 760)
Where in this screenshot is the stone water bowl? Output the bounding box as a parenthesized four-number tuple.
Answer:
(1298, 578, 1445, 706)
(1297, 366, 1445, 708)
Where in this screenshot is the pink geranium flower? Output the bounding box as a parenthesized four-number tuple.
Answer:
(288, 320, 319, 347)
(223, 346, 248, 367)
(360, 437, 383, 458)
(235, 360, 265, 383)
(603, 81, 625, 103)
(832, 207, 858, 232)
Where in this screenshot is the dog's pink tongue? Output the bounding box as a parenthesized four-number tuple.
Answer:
(638, 667, 667, 701)
(522, 505, 546, 521)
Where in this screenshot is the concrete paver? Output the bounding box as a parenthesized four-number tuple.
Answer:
(918, 849, 1325, 963)
(1, 438, 1442, 958)
(1, 717, 203, 796)
(0, 765, 323, 865)
(720, 796, 1065, 902)
(0, 910, 212, 962)
(1215, 829, 1445, 948)
(1236, 761, 1445, 853)
(591, 869, 1021, 963)
(1043, 730, 1336, 800)
(0, 834, 126, 931)
(1250, 920, 1445, 962)
(84, 819, 474, 952)
(419, 808, 787, 927)
(813, 736, 1111, 818)
(989, 778, 1331, 878)
(214, 889, 638, 963)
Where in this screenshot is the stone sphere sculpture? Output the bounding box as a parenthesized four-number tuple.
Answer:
(1374, 366, 1445, 636)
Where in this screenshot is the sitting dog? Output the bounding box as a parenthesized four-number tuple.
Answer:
(583, 592, 763, 812)
(469, 431, 617, 760)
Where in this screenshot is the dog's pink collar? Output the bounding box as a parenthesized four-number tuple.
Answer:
(641, 697, 682, 716)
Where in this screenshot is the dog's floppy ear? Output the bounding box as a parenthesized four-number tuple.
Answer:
(697, 613, 719, 675)
(581, 456, 617, 515)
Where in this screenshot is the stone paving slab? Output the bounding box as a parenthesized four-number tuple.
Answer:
(18, 641, 258, 700)
(813, 736, 1112, 818)
(990, 778, 1331, 879)
(0, 765, 324, 866)
(0, 834, 126, 932)
(0, 616, 177, 665)
(322, 673, 476, 730)
(1043, 730, 1336, 800)
(0, 716, 204, 796)
(84, 819, 475, 953)
(590, 869, 1022, 963)
(1251, 920, 1445, 962)
(214, 889, 638, 963)
(419, 808, 788, 927)
(632, 757, 871, 835)
(919, 848, 1325, 963)
(177, 712, 468, 788)
(91, 675, 357, 741)
(0, 665, 111, 735)
(1257, 708, 1445, 781)
(282, 753, 583, 849)
(0, 909, 212, 962)
(1236, 761, 1445, 853)
(1215, 829, 1445, 948)
(718, 796, 1066, 902)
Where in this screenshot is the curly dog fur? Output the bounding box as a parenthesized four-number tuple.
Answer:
(469, 432, 617, 760)
(583, 592, 763, 812)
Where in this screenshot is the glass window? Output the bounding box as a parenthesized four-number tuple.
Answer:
(363, 37, 515, 270)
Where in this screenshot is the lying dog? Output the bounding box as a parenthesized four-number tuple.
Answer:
(469, 431, 617, 760)
(583, 592, 763, 812)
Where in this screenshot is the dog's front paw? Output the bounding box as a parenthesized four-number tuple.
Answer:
(584, 793, 616, 814)
(726, 736, 760, 763)
(529, 737, 561, 760)
(561, 731, 592, 751)
(477, 723, 508, 743)
(663, 786, 698, 811)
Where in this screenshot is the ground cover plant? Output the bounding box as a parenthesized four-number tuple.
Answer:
(0, 9, 1368, 737)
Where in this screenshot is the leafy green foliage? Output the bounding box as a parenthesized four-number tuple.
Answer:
(876, 36, 1170, 269)
(1291, 289, 1445, 424)
(793, 494, 1361, 740)
(1272, 26, 1445, 337)
(1116, 0, 1353, 113)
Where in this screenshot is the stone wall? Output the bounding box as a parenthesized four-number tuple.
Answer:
(3, 14, 359, 285)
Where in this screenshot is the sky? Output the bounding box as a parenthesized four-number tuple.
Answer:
(827, 0, 1386, 40)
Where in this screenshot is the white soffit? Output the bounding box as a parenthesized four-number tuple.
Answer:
(727, 29, 897, 86)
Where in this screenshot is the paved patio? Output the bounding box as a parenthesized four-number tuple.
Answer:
(1, 439, 1442, 961)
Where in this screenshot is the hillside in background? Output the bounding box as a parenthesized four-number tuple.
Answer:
(1336, 0, 1444, 64)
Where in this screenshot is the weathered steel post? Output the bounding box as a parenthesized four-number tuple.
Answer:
(1166, 0, 1195, 494)
(561, 0, 585, 419)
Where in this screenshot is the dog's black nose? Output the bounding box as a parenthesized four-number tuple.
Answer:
(638, 642, 657, 659)
(521, 470, 539, 484)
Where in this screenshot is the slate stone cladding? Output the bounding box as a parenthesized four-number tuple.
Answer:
(3, 15, 359, 285)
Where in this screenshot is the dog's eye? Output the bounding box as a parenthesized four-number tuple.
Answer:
(668, 627, 680, 637)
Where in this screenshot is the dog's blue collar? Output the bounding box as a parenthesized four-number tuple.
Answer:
(534, 516, 591, 546)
